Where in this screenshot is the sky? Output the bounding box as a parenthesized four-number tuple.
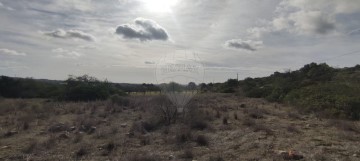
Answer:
(0, 0, 360, 83)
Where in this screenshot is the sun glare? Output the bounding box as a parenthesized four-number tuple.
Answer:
(142, 0, 178, 13)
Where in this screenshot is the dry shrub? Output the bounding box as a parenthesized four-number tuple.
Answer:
(222, 117, 228, 125)
(286, 125, 301, 133)
(196, 134, 209, 146)
(130, 120, 159, 135)
(328, 119, 359, 133)
(242, 117, 256, 127)
(74, 114, 97, 134)
(73, 133, 83, 143)
(209, 155, 224, 161)
(175, 128, 192, 144)
(244, 107, 266, 119)
(139, 135, 151, 146)
(42, 135, 57, 149)
(287, 112, 302, 120)
(216, 110, 221, 118)
(180, 149, 194, 159)
(110, 94, 130, 106)
(101, 141, 116, 156)
(75, 146, 87, 158)
(190, 119, 209, 130)
(126, 153, 162, 161)
(253, 123, 273, 135)
(187, 108, 210, 130)
(234, 112, 238, 120)
(22, 139, 38, 154)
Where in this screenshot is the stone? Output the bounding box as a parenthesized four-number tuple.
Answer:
(120, 123, 127, 128)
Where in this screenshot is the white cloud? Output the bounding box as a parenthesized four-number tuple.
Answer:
(0, 48, 26, 56)
(144, 61, 155, 64)
(42, 29, 96, 42)
(247, 0, 360, 38)
(223, 39, 263, 51)
(0, 2, 14, 11)
(115, 17, 169, 41)
(52, 48, 82, 59)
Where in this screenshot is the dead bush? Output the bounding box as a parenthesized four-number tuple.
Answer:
(73, 133, 83, 143)
(101, 141, 116, 156)
(288, 112, 302, 120)
(75, 146, 87, 158)
(245, 108, 265, 119)
(222, 117, 229, 125)
(328, 119, 359, 133)
(253, 123, 273, 135)
(190, 119, 209, 130)
(149, 95, 177, 125)
(42, 135, 57, 149)
(48, 122, 69, 133)
(21, 139, 38, 154)
(126, 153, 161, 161)
(286, 125, 301, 133)
(242, 117, 256, 127)
(110, 94, 130, 106)
(180, 149, 194, 159)
(216, 110, 221, 118)
(175, 128, 192, 144)
(234, 112, 238, 120)
(139, 135, 151, 146)
(196, 134, 209, 146)
(209, 155, 224, 161)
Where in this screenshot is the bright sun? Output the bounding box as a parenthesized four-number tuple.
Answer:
(141, 0, 178, 13)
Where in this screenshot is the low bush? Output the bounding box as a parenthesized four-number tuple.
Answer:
(196, 134, 209, 146)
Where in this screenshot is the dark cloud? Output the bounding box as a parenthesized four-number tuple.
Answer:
(115, 17, 169, 41)
(42, 29, 96, 42)
(224, 39, 263, 51)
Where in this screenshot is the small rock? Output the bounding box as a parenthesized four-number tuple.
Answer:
(120, 123, 127, 128)
(353, 154, 357, 157)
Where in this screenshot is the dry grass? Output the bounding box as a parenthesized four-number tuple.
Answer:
(0, 94, 359, 161)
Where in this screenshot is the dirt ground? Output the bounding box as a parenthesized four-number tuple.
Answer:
(0, 93, 359, 161)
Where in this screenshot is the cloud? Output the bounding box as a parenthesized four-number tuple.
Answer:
(224, 39, 263, 51)
(247, 0, 350, 38)
(144, 61, 155, 64)
(115, 17, 169, 41)
(0, 48, 26, 56)
(52, 48, 82, 58)
(42, 29, 96, 42)
(0, 2, 14, 11)
(77, 44, 99, 50)
(289, 10, 336, 35)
